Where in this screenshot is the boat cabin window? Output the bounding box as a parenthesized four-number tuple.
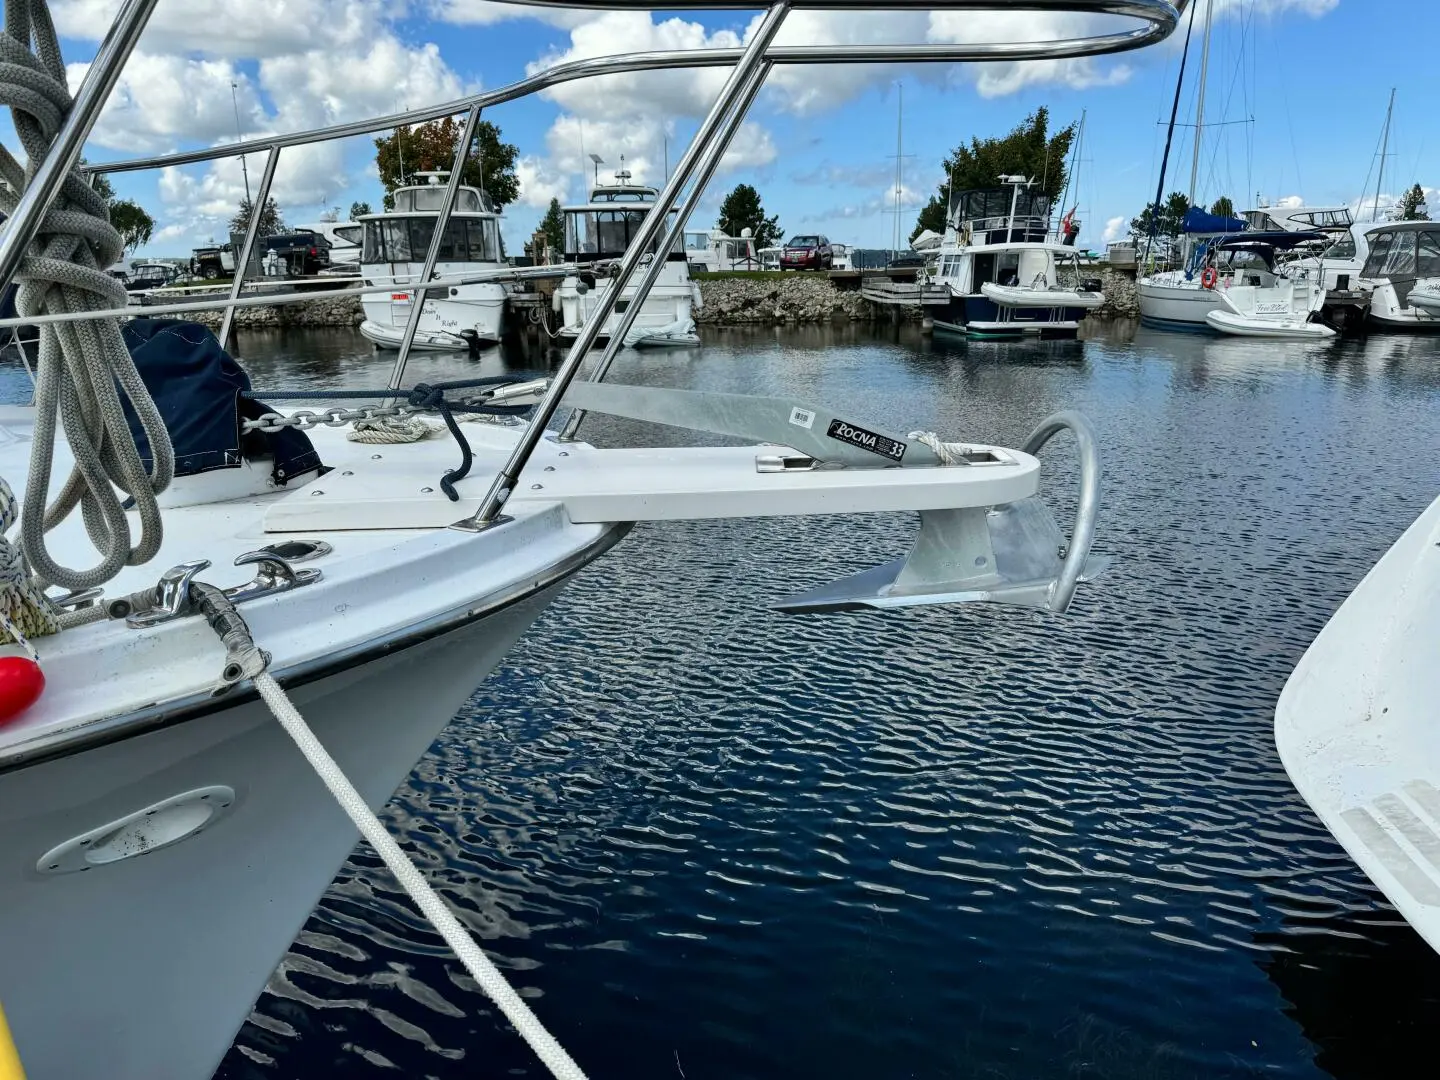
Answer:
(1324, 234, 1356, 261)
(361, 216, 502, 263)
(1417, 230, 1440, 277)
(564, 208, 681, 258)
(592, 190, 652, 203)
(391, 188, 488, 214)
(1361, 230, 1420, 278)
(684, 231, 710, 253)
(333, 224, 361, 246)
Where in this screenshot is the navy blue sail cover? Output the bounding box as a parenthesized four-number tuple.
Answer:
(121, 319, 321, 483)
(1181, 206, 1247, 234)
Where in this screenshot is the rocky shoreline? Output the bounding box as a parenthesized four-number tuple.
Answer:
(177, 266, 1140, 332)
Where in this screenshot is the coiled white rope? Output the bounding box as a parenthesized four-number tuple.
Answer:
(0, 0, 174, 593)
(908, 430, 973, 466)
(252, 671, 589, 1080)
(345, 416, 442, 444)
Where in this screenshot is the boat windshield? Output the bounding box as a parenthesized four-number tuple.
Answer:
(1324, 234, 1357, 261)
(564, 208, 681, 258)
(391, 187, 489, 213)
(1358, 229, 1440, 278)
(361, 216, 503, 263)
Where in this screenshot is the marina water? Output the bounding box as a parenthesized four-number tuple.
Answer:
(11, 324, 1439, 1078)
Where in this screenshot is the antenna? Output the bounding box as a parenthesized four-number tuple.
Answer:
(1372, 88, 1395, 223)
(615, 154, 632, 185)
(886, 81, 916, 255)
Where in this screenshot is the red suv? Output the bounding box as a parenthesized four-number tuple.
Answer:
(780, 234, 833, 270)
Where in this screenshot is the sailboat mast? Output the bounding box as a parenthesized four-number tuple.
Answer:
(1186, 0, 1215, 206)
(894, 83, 904, 257)
(1372, 88, 1395, 223)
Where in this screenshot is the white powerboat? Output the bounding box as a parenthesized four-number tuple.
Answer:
(1356, 221, 1440, 331)
(358, 174, 507, 351)
(931, 179, 1104, 340)
(556, 168, 702, 347)
(1277, 493, 1440, 955)
(0, 0, 1179, 1076)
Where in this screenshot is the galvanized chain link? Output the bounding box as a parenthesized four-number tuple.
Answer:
(242, 401, 521, 434)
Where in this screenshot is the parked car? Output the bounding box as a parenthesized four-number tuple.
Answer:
(258, 230, 332, 276)
(780, 234, 833, 270)
(190, 244, 235, 279)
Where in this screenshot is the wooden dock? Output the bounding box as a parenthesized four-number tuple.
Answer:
(859, 277, 950, 307)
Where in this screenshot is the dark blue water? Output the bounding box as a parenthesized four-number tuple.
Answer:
(193, 324, 1440, 1080)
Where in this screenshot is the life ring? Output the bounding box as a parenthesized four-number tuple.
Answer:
(1200, 267, 1218, 290)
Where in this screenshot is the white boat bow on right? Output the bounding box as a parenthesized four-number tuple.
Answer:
(1277, 494, 1440, 953)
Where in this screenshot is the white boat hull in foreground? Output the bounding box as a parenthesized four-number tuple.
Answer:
(1277, 493, 1440, 954)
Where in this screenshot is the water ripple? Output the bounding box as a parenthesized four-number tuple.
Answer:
(215, 327, 1440, 1080)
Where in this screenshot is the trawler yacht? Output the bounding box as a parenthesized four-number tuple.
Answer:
(555, 167, 701, 347)
(358, 173, 507, 351)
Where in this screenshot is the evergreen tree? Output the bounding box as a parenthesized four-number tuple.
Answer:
(348, 201, 372, 220)
(540, 197, 565, 252)
(1209, 195, 1236, 219)
(1130, 191, 1192, 240)
(716, 183, 782, 249)
(911, 108, 1076, 240)
(1398, 183, 1430, 221)
(230, 196, 284, 237)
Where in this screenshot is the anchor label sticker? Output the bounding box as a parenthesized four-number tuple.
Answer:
(826, 419, 906, 461)
(789, 407, 816, 430)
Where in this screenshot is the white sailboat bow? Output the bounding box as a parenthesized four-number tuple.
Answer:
(0, 0, 1182, 1077)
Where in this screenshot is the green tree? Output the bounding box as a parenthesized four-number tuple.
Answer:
(1398, 183, 1430, 221)
(539, 197, 565, 252)
(716, 183, 782, 249)
(1131, 191, 1192, 240)
(1209, 195, 1236, 219)
(374, 118, 519, 210)
(108, 198, 154, 254)
(348, 201, 372, 221)
(911, 108, 1076, 240)
(230, 196, 284, 237)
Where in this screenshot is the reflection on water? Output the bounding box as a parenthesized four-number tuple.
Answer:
(4, 321, 1439, 1079)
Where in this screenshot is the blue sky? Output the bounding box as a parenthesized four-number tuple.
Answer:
(44, 0, 1433, 257)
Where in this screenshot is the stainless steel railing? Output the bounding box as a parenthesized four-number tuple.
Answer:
(0, 0, 1183, 527)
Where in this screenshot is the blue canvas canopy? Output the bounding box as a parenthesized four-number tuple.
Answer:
(121, 319, 321, 484)
(1181, 206, 1247, 234)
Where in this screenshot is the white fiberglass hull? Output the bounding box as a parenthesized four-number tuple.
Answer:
(981, 281, 1104, 310)
(0, 583, 582, 1080)
(1136, 278, 1223, 328)
(1367, 281, 1440, 330)
(358, 282, 506, 351)
(557, 269, 698, 347)
(1276, 493, 1440, 955)
(1410, 283, 1440, 315)
(1205, 309, 1335, 339)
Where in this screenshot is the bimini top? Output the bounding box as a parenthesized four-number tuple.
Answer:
(1215, 230, 1330, 251)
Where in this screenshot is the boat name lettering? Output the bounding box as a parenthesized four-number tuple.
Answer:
(1255, 302, 1289, 314)
(826, 420, 905, 461)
